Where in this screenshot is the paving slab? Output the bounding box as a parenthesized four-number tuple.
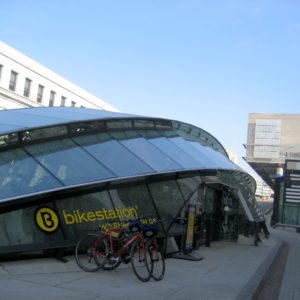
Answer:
(0, 232, 281, 300)
(271, 227, 300, 300)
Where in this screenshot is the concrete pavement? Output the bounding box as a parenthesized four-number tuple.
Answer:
(0, 231, 281, 300)
(273, 227, 300, 300)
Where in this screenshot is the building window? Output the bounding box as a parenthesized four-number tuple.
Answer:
(61, 96, 66, 106)
(71, 101, 76, 107)
(254, 119, 281, 159)
(37, 85, 44, 103)
(9, 70, 18, 91)
(23, 78, 32, 98)
(49, 91, 56, 107)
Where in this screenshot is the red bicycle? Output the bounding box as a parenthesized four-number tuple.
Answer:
(75, 217, 157, 282)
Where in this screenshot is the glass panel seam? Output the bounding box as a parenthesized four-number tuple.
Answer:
(165, 178, 202, 233)
(70, 136, 119, 177)
(107, 131, 157, 173)
(145, 184, 166, 235)
(21, 145, 66, 186)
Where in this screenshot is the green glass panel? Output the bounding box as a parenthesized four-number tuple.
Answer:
(297, 206, 300, 226)
(109, 130, 140, 140)
(73, 132, 111, 146)
(23, 125, 67, 141)
(148, 180, 184, 232)
(74, 134, 154, 176)
(133, 119, 155, 128)
(137, 130, 162, 139)
(177, 176, 202, 201)
(204, 187, 215, 214)
(0, 204, 64, 247)
(121, 137, 182, 172)
(25, 138, 115, 185)
(0, 148, 62, 199)
(155, 120, 172, 130)
(69, 121, 105, 135)
(0, 132, 18, 148)
(283, 205, 297, 225)
(109, 185, 157, 220)
(106, 119, 132, 129)
(56, 190, 115, 237)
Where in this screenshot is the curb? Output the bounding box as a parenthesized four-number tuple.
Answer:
(235, 238, 283, 300)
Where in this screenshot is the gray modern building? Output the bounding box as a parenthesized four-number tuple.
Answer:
(245, 113, 300, 227)
(245, 113, 300, 189)
(0, 107, 264, 256)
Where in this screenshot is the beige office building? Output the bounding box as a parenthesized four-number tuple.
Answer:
(0, 41, 118, 111)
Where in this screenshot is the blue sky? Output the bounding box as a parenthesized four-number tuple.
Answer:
(1, 0, 300, 176)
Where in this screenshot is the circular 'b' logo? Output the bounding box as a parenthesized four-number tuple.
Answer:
(35, 207, 59, 233)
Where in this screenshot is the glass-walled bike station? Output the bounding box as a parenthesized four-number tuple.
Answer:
(0, 108, 264, 256)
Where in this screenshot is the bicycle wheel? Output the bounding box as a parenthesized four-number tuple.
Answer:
(75, 233, 107, 272)
(130, 240, 151, 282)
(146, 239, 165, 281)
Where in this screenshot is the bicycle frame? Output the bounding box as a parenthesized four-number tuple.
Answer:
(109, 231, 144, 257)
(94, 227, 145, 259)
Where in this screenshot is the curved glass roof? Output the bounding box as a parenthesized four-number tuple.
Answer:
(0, 107, 255, 204)
(0, 107, 135, 134)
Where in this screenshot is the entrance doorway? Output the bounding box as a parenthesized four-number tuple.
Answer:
(203, 185, 240, 245)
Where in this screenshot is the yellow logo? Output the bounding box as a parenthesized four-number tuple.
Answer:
(62, 206, 138, 225)
(35, 207, 59, 232)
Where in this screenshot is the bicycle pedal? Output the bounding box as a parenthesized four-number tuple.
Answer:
(108, 257, 120, 265)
